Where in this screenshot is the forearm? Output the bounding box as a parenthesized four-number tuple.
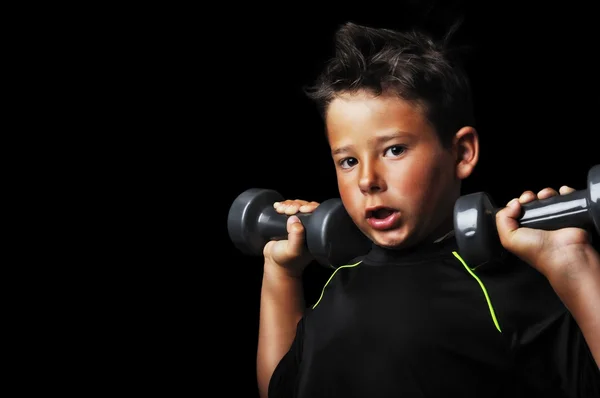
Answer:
(550, 246, 600, 367)
(257, 261, 305, 398)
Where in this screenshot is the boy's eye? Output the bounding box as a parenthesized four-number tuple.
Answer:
(385, 145, 406, 157)
(340, 157, 358, 169)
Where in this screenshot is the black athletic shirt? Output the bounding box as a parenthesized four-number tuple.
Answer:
(268, 236, 600, 398)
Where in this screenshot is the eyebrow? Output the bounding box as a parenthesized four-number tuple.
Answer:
(331, 131, 412, 156)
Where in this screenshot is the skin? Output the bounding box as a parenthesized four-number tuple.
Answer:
(256, 89, 599, 397)
(326, 90, 478, 249)
(497, 188, 600, 366)
(257, 90, 478, 397)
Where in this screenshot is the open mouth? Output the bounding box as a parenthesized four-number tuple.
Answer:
(365, 207, 400, 230)
(366, 207, 396, 219)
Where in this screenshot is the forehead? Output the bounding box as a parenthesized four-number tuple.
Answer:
(325, 91, 433, 143)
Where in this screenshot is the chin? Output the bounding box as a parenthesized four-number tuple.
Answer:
(370, 230, 409, 249)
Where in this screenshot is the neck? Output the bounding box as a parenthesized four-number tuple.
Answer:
(428, 212, 455, 243)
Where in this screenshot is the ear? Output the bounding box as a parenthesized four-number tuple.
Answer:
(453, 126, 479, 180)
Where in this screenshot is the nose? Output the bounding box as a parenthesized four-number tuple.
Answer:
(358, 161, 386, 194)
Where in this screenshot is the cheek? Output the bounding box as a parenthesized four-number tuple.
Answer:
(387, 166, 425, 194)
(336, 170, 353, 197)
(337, 179, 363, 217)
(387, 160, 445, 206)
(404, 161, 453, 208)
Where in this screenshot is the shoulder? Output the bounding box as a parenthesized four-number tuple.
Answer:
(478, 252, 567, 338)
(475, 250, 553, 289)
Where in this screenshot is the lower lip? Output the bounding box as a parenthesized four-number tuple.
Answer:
(367, 212, 400, 230)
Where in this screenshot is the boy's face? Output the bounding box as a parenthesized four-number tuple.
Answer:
(326, 90, 471, 249)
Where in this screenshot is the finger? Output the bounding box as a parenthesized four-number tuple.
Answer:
(287, 199, 309, 206)
(284, 204, 301, 215)
(536, 187, 558, 200)
(495, 198, 521, 242)
(279, 199, 309, 207)
(559, 185, 576, 195)
(276, 199, 317, 214)
(299, 201, 320, 213)
(518, 190, 536, 204)
(286, 215, 305, 253)
(273, 202, 288, 214)
(274, 200, 307, 214)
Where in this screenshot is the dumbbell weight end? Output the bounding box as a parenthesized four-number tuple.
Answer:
(227, 188, 289, 256)
(454, 164, 600, 266)
(453, 192, 504, 267)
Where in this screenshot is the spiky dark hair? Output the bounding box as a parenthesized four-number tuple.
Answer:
(304, 21, 475, 147)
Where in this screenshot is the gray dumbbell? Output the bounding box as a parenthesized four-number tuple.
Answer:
(227, 188, 372, 268)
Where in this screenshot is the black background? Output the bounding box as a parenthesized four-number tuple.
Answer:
(130, 1, 598, 395)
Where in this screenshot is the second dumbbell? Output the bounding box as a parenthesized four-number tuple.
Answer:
(454, 164, 600, 266)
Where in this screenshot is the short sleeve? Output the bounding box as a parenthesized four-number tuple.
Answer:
(512, 310, 600, 397)
(268, 317, 304, 398)
(486, 253, 600, 397)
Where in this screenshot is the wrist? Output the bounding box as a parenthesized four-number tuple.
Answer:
(546, 245, 600, 296)
(263, 259, 305, 283)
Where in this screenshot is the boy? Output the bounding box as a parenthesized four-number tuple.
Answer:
(256, 22, 600, 397)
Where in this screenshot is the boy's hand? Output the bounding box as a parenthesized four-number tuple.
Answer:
(263, 199, 320, 278)
(495, 186, 597, 283)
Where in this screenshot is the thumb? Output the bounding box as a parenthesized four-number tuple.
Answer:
(495, 198, 521, 245)
(286, 215, 306, 252)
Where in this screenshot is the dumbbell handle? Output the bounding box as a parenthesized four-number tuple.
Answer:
(502, 189, 591, 230)
(257, 206, 313, 242)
